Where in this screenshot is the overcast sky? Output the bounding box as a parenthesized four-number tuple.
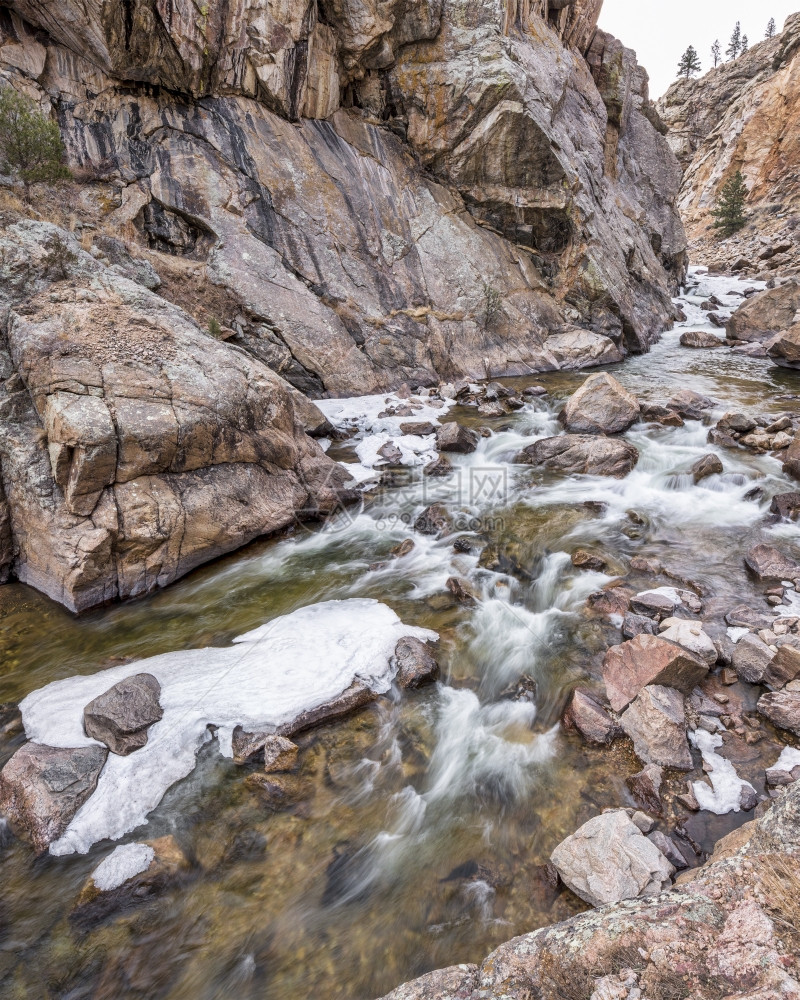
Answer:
(598, 1, 800, 98)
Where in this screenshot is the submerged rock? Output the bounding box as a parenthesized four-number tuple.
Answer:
(550, 810, 674, 908)
(603, 634, 708, 713)
(0, 743, 108, 853)
(72, 836, 189, 925)
(518, 435, 639, 478)
(560, 373, 640, 435)
(83, 673, 163, 756)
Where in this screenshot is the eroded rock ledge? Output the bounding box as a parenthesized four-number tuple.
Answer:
(375, 781, 800, 999)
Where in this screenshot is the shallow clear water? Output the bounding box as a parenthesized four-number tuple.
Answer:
(1, 270, 799, 1000)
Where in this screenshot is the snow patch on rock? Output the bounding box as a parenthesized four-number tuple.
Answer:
(91, 843, 155, 891)
(19, 599, 436, 856)
(690, 729, 756, 815)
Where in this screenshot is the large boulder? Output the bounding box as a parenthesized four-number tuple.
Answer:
(768, 323, 800, 369)
(680, 330, 722, 348)
(550, 810, 674, 908)
(0, 743, 108, 853)
(560, 373, 640, 435)
(764, 644, 800, 690)
(620, 686, 693, 770)
(518, 435, 639, 478)
(0, 223, 355, 612)
(602, 634, 708, 712)
(726, 282, 800, 343)
(658, 618, 717, 665)
(83, 673, 163, 756)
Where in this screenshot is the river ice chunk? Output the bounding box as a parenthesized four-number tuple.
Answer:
(689, 729, 756, 815)
(91, 843, 155, 891)
(18, 599, 436, 856)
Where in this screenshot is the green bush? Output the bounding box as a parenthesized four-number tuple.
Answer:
(0, 87, 70, 199)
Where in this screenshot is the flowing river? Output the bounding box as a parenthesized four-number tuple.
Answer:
(1, 268, 799, 999)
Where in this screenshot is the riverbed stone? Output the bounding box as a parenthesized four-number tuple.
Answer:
(622, 612, 659, 639)
(764, 644, 800, 689)
(414, 504, 451, 537)
(83, 673, 163, 756)
(560, 373, 640, 435)
(562, 688, 621, 745)
(550, 810, 674, 908)
(263, 736, 299, 772)
(758, 691, 800, 736)
(745, 543, 800, 581)
(691, 453, 723, 483)
(620, 685, 693, 771)
(680, 330, 722, 348)
(769, 492, 800, 520)
(659, 618, 717, 665)
(0, 743, 108, 853)
(783, 432, 800, 481)
(393, 637, 439, 689)
(518, 435, 639, 478)
(435, 423, 479, 454)
(603, 634, 709, 712)
(627, 764, 664, 815)
(667, 389, 716, 419)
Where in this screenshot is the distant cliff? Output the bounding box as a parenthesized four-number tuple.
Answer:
(658, 14, 800, 277)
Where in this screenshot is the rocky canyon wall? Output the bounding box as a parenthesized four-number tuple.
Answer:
(0, 0, 688, 609)
(2, 0, 686, 396)
(658, 13, 800, 276)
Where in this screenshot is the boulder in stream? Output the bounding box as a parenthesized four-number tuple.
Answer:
(769, 492, 800, 520)
(550, 809, 674, 908)
(393, 637, 440, 689)
(764, 644, 800, 689)
(667, 390, 716, 420)
(691, 453, 723, 483)
(726, 281, 800, 343)
(731, 633, 775, 684)
(518, 435, 639, 478)
(658, 618, 717, 665)
(414, 504, 452, 537)
(783, 432, 800, 482)
(679, 330, 723, 348)
(767, 323, 800, 369)
(620, 685, 693, 771)
(603, 634, 709, 713)
(627, 764, 664, 815)
(562, 689, 621, 745)
(560, 373, 640, 435)
(0, 743, 108, 853)
(84, 673, 163, 756)
(745, 543, 800, 581)
(435, 423, 479, 454)
(757, 690, 800, 736)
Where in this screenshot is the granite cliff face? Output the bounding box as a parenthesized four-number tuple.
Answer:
(658, 13, 800, 276)
(0, 0, 687, 609)
(1, 0, 685, 397)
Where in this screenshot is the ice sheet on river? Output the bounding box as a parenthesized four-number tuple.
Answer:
(19, 599, 436, 856)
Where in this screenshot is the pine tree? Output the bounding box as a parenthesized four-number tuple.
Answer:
(727, 21, 742, 60)
(711, 39, 721, 67)
(0, 87, 70, 199)
(741, 34, 749, 54)
(710, 169, 748, 238)
(766, 18, 776, 38)
(677, 45, 702, 79)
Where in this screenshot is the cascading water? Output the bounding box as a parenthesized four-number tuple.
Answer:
(1, 267, 799, 1000)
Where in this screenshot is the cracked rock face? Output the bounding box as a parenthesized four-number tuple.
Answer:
(1, 0, 684, 397)
(0, 222, 353, 611)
